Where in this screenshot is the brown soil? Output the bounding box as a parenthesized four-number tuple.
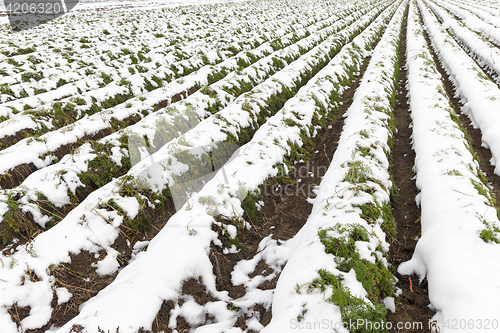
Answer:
(0, 128, 34, 152)
(152, 84, 200, 111)
(149, 278, 219, 333)
(387, 4, 500, 331)
(387, 6, 434, 330)
(0, 192, 47, 253)
(7, 304, 31, 332)
(0, 162, 38, 190)
(7, 251, 114, 333)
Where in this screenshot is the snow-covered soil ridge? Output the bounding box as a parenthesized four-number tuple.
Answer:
(399, 1, 500, 331)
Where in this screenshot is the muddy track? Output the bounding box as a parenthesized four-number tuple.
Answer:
(387, 6, 434, 331)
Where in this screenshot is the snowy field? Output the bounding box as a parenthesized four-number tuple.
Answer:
(0, 0, 249, 25)
(1, 0, 500, 332)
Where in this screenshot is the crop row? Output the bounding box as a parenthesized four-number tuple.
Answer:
(0, 9, 350, 155)
(0, 1, 331, 108)
(427, 0, 500, 83)
(0, 1, 366, 163)
(444, 0, 500, 26)
(399, 1, 500, 329)
(433, 0, 500, 46)
(263, 0, 407, 330)
(0, 7, 316, 117)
